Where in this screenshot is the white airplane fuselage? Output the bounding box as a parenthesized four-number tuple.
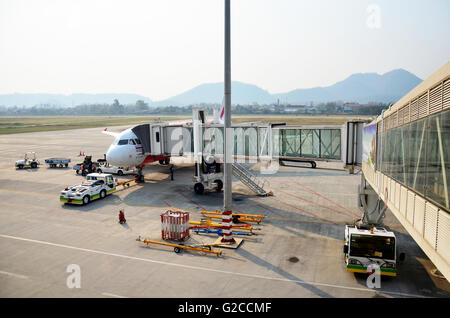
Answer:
(105, 128, 146, 167)
(104, 105, 224, 168)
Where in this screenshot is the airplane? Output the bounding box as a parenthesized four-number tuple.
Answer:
(102, 104, 224, 180)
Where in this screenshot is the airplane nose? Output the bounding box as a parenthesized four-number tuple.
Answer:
(106, 146, 121, 165)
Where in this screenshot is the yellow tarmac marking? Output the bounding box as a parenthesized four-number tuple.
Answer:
(0, 233, 428, 298)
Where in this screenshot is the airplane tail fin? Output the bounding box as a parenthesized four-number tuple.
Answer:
(215, 98, 225, 124)
(102, 128, 120, 137)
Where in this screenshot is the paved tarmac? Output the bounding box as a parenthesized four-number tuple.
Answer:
(0, 126, 449, 298)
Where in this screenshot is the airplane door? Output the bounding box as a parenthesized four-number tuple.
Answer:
(152, 126, 162, 155)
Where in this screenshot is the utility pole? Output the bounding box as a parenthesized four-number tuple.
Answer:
(221, 0, 235, 243)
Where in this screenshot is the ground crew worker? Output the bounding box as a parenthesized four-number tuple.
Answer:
(119, 210, 126, 224)
(169, 164, 174, 181)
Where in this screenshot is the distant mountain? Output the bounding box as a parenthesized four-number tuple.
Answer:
(273, 69, 422, 104)
(0, 69, 422, 107)
(0, 93, 152, 108)
(152, 81, 273, 107)
(155, 69, 421, 106)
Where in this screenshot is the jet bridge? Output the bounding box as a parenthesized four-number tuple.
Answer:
(130, 111, 365, 173)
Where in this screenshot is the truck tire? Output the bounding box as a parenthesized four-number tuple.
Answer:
(18, 164, 24, 169)
(100, 190, 106, 199)
(215, 179, 223, 192)
(65, 163, 68, 168)
(159, 159, 164, 165)
(76, 170, 80, 175)
(174, 247, 182, 253)
(164, 157, 170, 165)
(31, 162, 37, 169)
(82, 195, 90, 205)
(194, 183, 204, 194)
(117, 170, 123, 176)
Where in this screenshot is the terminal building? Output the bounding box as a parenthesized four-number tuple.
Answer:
(361, 61, 450, 280)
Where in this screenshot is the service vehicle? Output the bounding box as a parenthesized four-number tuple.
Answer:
(15, 152, 40, 169)
(60, 173, 116, 205)
(45, 158, 71, 168)
(343, 225, 404, 277)
(96, 163, 135, 176)
(73, 155, 100, 175)
(193, 155, 223, 194)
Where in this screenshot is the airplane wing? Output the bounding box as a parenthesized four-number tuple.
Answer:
(167, 119, 193, 126)
(102, 128, 120, 137)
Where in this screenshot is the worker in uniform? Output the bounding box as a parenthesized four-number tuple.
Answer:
(169, 164, 174, 181)
(119, 210, 126, 224)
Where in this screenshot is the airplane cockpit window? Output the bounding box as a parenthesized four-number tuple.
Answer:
(129, 139, 136, 145)
(134, 139, 141, 144)
(113, 138, 119, 145)
(118, 139, 128, 145)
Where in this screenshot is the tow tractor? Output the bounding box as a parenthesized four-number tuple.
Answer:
(344, 174, 405, 277)
(15, 152, 40, 169)
(60, 173, 116, 205)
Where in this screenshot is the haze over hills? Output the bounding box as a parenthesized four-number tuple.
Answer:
(273, 69, 423, 105)
(156, 69, 422, 106)
(152, 81, 273, 107)
(0, 69, 422, 108)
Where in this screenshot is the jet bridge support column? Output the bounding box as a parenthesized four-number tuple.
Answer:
(358, 173, 386, 226)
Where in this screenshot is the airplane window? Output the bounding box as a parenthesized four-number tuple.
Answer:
(129, 139, 136, 145)
(118, 140, 128, 145)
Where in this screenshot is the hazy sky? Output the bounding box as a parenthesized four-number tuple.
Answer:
(1, 0, 449, 101)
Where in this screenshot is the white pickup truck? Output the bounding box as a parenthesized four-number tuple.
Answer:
(60, 173, 116, 205)
(97, 164, 135, 176)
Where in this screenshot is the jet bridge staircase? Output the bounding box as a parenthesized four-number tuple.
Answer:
(232, 163, 272, 196)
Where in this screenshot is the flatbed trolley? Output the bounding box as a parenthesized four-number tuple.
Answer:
(201, 210, 265, 224)
(136, 236, 222, 257)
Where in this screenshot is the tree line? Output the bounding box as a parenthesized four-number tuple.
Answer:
(0, 99, 389, 116)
